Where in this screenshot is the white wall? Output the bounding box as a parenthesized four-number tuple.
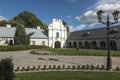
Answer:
(30, 38, 48, 46)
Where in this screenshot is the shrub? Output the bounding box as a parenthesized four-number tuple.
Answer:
(0, 57, 14, 80)
(0, 45, 49, 51)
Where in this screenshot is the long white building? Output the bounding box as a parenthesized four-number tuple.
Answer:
(0, 18, 120, 50)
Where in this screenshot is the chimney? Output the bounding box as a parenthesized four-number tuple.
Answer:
(37, 26, 41, 29)
(6, 24, 11, 28)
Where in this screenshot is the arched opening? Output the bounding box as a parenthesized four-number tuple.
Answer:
(78, 41, 83, 48)
(68, 42, 72, 48)
(55, 41, 61, 48)
(73, 42, 77, 48)
(100, 41, 106, 50)
(110, 40, 117, 50)
(91, 41, 97, 49)
(9, 40, 13, 46)
(84, 41, 90, 49)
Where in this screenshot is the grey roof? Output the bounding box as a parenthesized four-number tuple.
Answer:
(68, 25, 120, 40)
(0, 27, 48, 39)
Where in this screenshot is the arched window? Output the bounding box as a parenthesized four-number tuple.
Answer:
(73, 42, 77, 48)
(100, 41, 106, 50)
(84, 41, 90, 49)
(110, 40, 117, 50)
(91, 41, 97, 49)
(78, 41, 83, 48)
(68, 42, 72, 48)
(56, 32, 59, 38)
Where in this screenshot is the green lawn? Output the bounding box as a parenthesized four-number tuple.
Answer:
(15, 71, 120, 80)
(50, 48, 120, 56)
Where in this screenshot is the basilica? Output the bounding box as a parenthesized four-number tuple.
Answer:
(0, 18, 120, 50)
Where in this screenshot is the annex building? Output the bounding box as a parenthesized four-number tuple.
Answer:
(0, 18, 120, 50)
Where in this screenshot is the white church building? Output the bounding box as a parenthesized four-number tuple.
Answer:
(0, 18, 67, 48)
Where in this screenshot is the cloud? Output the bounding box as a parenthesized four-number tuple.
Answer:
(76, 0, 120, 27)
(76, 10, 98, 26)
(69, 24, 86, 31)
(0, 16, 7, 21)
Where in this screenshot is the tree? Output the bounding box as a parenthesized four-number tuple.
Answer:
(0, 20, 10, 26)
(62, 20, 69, 32)
(14, 23, 34, 45)
(10, 11, 47, 29)
(0, 57, 14, 80)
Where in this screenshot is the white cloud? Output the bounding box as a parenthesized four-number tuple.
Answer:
(76, 10, 98, 25)
(0, 16, 7, 21)
(69, 24, 86, 32)
(76, 0, 120, 28)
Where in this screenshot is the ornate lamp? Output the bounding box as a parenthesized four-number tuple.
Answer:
(96, 10, 104, 22)
(112, 10, 120, 23)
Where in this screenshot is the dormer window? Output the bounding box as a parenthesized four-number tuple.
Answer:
(82, 32, 90, 37)
(110, 28, 119, 34)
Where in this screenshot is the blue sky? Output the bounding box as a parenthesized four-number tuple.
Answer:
(0, 0, 120, 31)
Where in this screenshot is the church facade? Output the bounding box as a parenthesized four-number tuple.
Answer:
(0, 18, 120, 50)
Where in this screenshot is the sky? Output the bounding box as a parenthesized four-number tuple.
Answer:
(0, 0, 120, 31)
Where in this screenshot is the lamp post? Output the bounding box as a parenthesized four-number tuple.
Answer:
(96, 10, 120, 70)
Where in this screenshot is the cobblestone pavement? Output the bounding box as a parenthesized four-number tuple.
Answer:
(0, 50, 120, 69)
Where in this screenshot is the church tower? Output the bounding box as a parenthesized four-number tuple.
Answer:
(48, 19, 67, 48)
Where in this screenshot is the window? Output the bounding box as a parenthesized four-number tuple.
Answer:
(32, 41, 35, 45)
(42, 41, 45, 45)
(110, 28, 119, 34)
(56, 32, 59, 38)
(82, 32, 90, 37)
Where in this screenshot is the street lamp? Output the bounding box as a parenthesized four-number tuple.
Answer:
(96, 10, 120, 70)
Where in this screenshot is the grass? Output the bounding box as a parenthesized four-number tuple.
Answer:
(15, 71, 120, 80)
(50, 48, 120, 56)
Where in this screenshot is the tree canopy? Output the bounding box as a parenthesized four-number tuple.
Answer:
(10, 11, 47, 29)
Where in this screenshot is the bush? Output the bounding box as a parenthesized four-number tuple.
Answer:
(0, 57, 14, 80)
(0, 45, 49, 51)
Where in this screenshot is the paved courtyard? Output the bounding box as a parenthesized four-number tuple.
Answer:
(0, 50, 120, 69)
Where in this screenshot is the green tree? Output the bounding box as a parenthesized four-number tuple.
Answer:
(62, 20, 69, 32)
(0, 57, 14, 80)
(0, 20, 10, 26)
(14, 23, 34, 45)
(11, 11, 47, 29)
